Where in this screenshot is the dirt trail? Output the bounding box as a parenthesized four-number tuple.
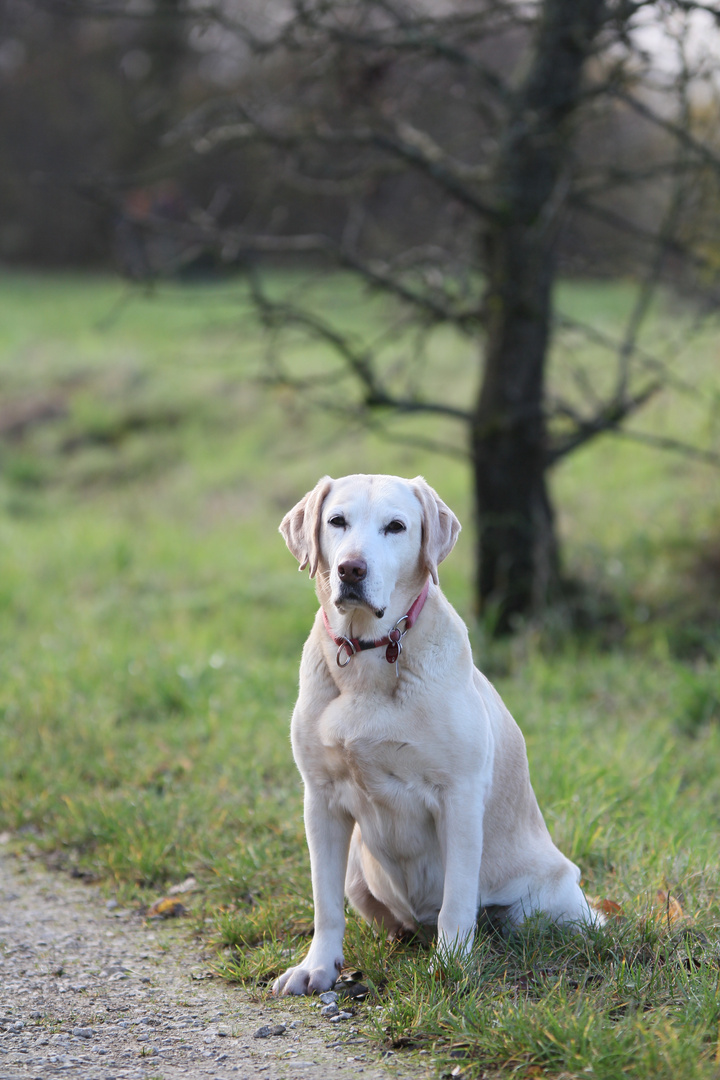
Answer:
(0, 851, 425, 1080)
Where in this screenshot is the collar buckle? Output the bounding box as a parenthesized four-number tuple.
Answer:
(322, 579, 430, 677)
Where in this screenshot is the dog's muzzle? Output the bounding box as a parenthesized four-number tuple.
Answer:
(336, 583, 385, 619)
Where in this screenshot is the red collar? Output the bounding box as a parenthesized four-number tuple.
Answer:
(322, 579, 430, 671)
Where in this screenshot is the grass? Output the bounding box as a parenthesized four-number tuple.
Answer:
(0, 269, 719, 1079)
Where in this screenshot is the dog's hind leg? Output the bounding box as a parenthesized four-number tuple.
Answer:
(345, 826, 405, 937)
(507, 861, 601, 929)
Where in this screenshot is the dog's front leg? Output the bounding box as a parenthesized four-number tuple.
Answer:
(273, 788, 353, 996)
(434, 789, 485, 964)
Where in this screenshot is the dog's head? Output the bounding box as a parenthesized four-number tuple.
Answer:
(279, 474, 460, 620)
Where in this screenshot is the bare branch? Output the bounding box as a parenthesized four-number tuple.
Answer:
(361, 413, 468, 462)
(547, 381, 663, 464)
(246, 271, 474, 424)
(568, 194, 719, 276)
(173, 110, 498, 222)
(116, 202, 483, 326)
(279, 156, 404, 197)
(610, 88, 720, 175)
(572, 158, 702, 200)
(610, 428, 720, 465)
(625, 0, 720, 19)
(554, 313, 711, 400)
(311, 17, 513, 100)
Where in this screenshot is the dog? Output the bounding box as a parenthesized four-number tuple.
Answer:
(273, 473, 597, 996)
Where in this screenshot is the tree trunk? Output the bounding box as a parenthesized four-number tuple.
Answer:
(473, 0, 606, 632)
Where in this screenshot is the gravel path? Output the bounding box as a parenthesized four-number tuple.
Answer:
(0, 851, 426, 1080)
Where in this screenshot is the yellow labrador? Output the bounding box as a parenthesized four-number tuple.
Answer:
(273, 474, 596, 996)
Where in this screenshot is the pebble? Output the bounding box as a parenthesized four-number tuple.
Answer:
(0, 853, 424, 1080)
(253, 1023, 287, 1039)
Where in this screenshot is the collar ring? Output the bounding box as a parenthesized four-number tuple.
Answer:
(336, 637, 357, 668)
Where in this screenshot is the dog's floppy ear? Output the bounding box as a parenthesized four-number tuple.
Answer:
(411, 477, 461, 585)
(279, 476, 333, 578)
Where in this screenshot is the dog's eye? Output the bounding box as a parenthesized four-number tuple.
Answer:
(328, 515, 347, 529)
(384, 520, 406, 535)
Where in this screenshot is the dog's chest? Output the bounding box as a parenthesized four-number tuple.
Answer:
(314, 701, 447, 817)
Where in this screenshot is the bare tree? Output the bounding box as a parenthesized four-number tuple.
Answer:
(90, 0, 720, 629)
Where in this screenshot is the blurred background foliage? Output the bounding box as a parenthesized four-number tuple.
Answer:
(1, 0, 718, 275)
(1, 0, 720, 627)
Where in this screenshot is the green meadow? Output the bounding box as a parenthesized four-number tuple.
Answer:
(1, 270, 719, 1079)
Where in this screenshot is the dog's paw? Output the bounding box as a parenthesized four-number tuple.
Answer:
(272, 958, 342, 997)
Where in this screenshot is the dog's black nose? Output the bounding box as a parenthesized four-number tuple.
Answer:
(338, 558, 367, 584)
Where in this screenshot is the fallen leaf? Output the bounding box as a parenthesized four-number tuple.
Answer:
(147, 897, 186, 918)
(653, 889, 685, 926)
(287, 920, 314, 937)
(588, 897, 624, 920)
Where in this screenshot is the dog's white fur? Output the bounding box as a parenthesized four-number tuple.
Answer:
(273, 473, 596, 996)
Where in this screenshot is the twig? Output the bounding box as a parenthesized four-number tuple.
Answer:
(611, 428, 720, 466)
